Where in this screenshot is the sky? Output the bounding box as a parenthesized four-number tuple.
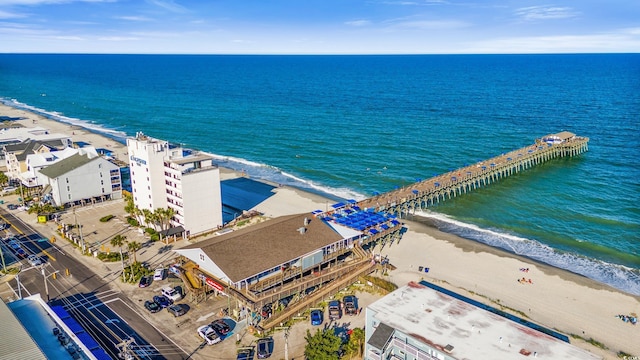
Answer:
(0, 0, 639, 54)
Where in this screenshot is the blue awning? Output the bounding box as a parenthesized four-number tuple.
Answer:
(51, 305, 71, 320)
(347, 199, 357, 204)
(76, 332, 100, 350)
(331, 202, 345, 209)
(412, 189, 419, 195)
(311, 209, 323, 215)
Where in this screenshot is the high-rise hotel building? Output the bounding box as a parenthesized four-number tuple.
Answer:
(127, 132, 222, 236)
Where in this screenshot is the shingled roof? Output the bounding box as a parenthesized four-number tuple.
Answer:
(4, 139, 68, 161)
(39, 153, 97, 179)
(182, 213, 344, 283)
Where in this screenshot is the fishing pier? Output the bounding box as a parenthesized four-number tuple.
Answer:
(357, 131, 589, 217)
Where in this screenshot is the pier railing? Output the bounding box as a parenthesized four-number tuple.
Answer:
(357, 134, 589, 217)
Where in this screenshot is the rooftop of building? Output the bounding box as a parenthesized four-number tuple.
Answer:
(4, 139, 70, 161)
(38, 152, 99, 179)
(367, 281, 601, 360)
(178, 212, 360, 283)
(167, 152, 215, 166)
(3, 295, 110, 360)
(0, 296, 47, 360)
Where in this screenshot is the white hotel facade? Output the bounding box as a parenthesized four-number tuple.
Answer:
(126, 132, 223, 236)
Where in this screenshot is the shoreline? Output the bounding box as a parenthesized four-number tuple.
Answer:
(2, 102, 639, 358)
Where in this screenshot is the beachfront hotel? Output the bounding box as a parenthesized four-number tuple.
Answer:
(126, 132, 222, 237)
(364, 281, 601, 360)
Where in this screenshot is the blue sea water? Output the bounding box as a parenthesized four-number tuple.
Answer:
(1, 54, 638, 295)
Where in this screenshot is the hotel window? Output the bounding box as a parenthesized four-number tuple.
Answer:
(66, 178, 69, 183)
(98, 163, 102, 168)
(100, 172, 103, 177)
(101, 180, 104, 185)
(67, 186, 70, 191)
(200, 254, 205, 261)
(102, 188, 105, 193)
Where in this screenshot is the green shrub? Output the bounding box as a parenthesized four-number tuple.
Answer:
(97, 252, 126, 262)
(150, 233, 160, 242)
(99, 214, 115, 222)
(126, 216, 138, 226)
(144, 227, 157, 235)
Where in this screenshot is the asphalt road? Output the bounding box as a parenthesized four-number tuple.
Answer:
(1, 210, 189, 360)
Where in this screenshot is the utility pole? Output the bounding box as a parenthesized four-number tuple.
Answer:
(19, 181, 25, 206)
(0, 241, 6, 273)
(117, 337, 136, 360)
(275, 326, 290, 360)
(73, 206, 86, 254)
(16, 273, 22, 299)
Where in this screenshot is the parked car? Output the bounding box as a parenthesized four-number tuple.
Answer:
(256, 337, 274, 359)
(8, 239, 21, 250)
(153, 267, 165, 281)
(161, 286, 182, 302)
(138, 275, 152, 288)
(153, 295, 171, 308)
(237, 348, 254, 360)
(144, 300, 161, 313)
(211, 319, 231, 336)
(16, 247, 27, 258)
(167, 304, 187, 317)
(2, 186, 17, 194)
(7, 204, 18, 210)
(197, 325, 221, 345)
(27, 255, 43, 267)
(328, 300, 342, 321)
(310, 309, 323, 326)
(0, 221, 7, 230)
(343, 295, 358, 316)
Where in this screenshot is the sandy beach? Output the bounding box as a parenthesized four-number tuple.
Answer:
(2, 103, 639, 359)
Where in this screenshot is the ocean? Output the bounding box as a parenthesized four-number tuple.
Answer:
(0, 54, 638, 295)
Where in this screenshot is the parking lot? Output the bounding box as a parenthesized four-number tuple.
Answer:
(2, 196, 378, 359)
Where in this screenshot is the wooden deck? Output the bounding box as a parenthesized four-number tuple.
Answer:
(357, 133, 589, 216)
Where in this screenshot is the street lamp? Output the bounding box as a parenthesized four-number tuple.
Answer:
(41, 264, 60, 302)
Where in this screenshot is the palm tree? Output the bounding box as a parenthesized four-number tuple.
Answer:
(154, 207, 175, 231)
(127, 241, 142, 264)
(110, 234, 127, 280)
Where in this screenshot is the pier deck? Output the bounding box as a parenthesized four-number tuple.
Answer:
(356, 131, 589, 217)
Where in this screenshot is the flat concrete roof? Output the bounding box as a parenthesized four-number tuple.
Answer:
(367, 281, 601, 360)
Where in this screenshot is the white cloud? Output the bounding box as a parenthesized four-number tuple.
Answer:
(466, 31, 640, 53)
(116, 15, 153, 22)
(389, 19, 469, 30)
(51, 35, 83, 40)
(98, 36, 139, 41)
(145, 0, 187, 13)
(345, 20, 371, 27)
(0, 10, 26, 19)
(0, 0, 114, 5)
(515, 6, 579, 21)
